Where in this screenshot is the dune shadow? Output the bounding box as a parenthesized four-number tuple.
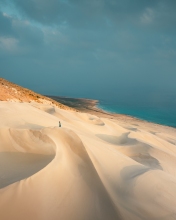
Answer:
(121, 165, 149, 183)
(127, 127, 138, 131)
(96, 133, 135, 145)
(90, 119, 105, 126)
(149, 131, 158, 135)
(132, 124, 139, 126)
(96, 133, 162, 170)
(124, 127, 138, 132)
(167, 139, 176, 145)
(0, 152, 54, 189)
(130, 155, 162, 170)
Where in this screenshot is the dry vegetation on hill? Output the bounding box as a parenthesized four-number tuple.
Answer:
(0, 78, 77, 111)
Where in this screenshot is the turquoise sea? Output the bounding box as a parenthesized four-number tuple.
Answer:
(98, 96, 176, 128)
(49, 91, 176, 128)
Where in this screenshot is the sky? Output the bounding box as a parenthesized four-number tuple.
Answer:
(0, 0, 176, 100)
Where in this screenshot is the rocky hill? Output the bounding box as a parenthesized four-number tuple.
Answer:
(0, 78, 77, 111)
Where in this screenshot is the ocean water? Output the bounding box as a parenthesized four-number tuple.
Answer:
(98, 95, 176, 128)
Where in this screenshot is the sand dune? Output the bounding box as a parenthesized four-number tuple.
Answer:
(0, 101, 176, 220)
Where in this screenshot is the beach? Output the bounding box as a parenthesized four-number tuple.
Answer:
(0, 97, 176, 220)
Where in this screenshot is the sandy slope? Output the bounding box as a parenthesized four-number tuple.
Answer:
(0, 101, 176, 220)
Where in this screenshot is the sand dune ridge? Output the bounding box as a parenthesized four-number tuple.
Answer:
(0, 101, 176, 220)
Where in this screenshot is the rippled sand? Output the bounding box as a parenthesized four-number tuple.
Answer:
(0, 101, 176, 220)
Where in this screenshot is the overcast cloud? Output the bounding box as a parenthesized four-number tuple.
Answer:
(0, 0, 176, 99)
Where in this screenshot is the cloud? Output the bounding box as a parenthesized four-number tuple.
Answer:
(12, 19, 44, 46)
(0, 36, 18, 51)
(0, 0, 176, 97)
(0, 11, 14, 36)
(8, 0, 70, 24)
(0, 0, 158, 26)
(1, 0, 176, 31)
(0, 10, 44, 55)
(140, 8, 155, 24)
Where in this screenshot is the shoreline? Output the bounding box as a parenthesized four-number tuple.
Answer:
(47, 95, 176, 133)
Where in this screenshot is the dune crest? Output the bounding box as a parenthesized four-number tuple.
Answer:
(0, 100, 176, 219)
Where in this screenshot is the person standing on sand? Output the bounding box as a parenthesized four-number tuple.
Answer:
(59, 121, 61, 127)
